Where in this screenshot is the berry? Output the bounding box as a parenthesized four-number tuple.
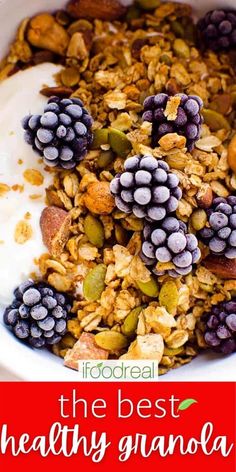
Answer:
(199, 196, 236, 258)
(142, 93, 203, 151)
(203, 300, 236, 354)
(141, 216, 201, 277)
(110, 154, 182, 223)
(3, 280, 71, 348)
(22, 97, 93, 169)
(197, 9, 236, 51)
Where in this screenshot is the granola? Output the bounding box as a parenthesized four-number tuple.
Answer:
(1, 0, 236, 374)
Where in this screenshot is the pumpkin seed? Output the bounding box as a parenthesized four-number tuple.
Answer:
(202, 108, 231, 131)
(173, 39, 190, 59)
(83, 264, 106, 301)
(122, 306, 143, 337)
(159, 281, 178, 314)
(95, 331, 128, 351)
(91, 129, 109, 149)
(160, 54, 172, 66)
(137, 277, 159, 297)
(115, 224, 129, 245)
(108, 128, 132, 158)
(84, 214, 105, 248)
(61, 67, 80, 87)
(171, 20, 184, 38)
(97, 150, 115, 168)
(126, 5, 141, 20)
(163, 346, 184, 356)
(191, 209, 207, 231)
(137, 0, 160, 9)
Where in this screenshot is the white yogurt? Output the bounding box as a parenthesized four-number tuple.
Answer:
(0, 63, 62, 305)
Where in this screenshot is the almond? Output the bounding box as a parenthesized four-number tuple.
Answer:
(40, 206, 71, 257)
(204, 255, 236, 279)
(66, 0, 127, 21)
(84, 181, 115, 215)
(227, 133, 236, 174)
(196, 183, 213, 209)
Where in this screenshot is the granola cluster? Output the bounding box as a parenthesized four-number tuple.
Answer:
(2, 1, 236, 373)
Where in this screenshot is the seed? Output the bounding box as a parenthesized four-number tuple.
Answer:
(173, 39, 190, 58)
(122, 306, 143, 337)
(95, 331, 128, 351)
(83, 264, 107, 302)
(84, 214, 105, 248)
(136, 277, 159, 297)
(191, 209, 207, 231)
(108, 128, 132, 158)
(201, 108, 231, 131)
(159, 281, 179, 314)
(97, 150, 115, 168)
(91, 129, 109, 149)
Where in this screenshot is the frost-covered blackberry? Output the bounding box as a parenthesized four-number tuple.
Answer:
(142, 93, 203, 151)
(110, 155, 182, 223)
(22, 96, 93, 169)
(3, 280, 71, 348)
(141, 217, 201, 277)
(203, 300, 236, 355)
(198, 196, 236, 259)
(197, 9, 236, 51)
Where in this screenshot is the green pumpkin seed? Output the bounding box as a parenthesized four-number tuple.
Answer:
(108, 128, 132, 158)
(95, 331, 128, 351)
(160, 54, 172, 66)
(126, 5, 141, 20)
(91, 129, 109, 149)
(171, 20, 185, 38)
(83, 264, 107, 301)
(202, 108, 231, 131)
(173, 39, 190, 59)
(164, 347, 184, 356)
(84, 214, 105, 248)
(122, 306, 143, 337)
(97, 150, 115, 168)
(137, 277, 159, 297)
(159, 281, 179, 314)
(137, 0, 160, 9)
(115, 224, 129, 245)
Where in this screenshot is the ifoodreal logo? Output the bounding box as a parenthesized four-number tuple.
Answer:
(77, 360, 159, 382)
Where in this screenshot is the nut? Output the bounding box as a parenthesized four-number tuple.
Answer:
(67, 0, 127, 21)
(40, 86, 73, 98)
(84, 181, 115, 215)
(40, 206, 71, 257)
(227, 133, 236, 174)
(27, 14, 69, 55)
(204, 255, 236, 279)
(196, 184, 213, 209)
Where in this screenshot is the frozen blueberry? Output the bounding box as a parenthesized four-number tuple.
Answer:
(44, 146, 59, 161)
(209, 212, 228, 230)
(153, 186, 170, 203)
(134, 187, 152, 205)
(209, 237, 226, 253)
(167, 232, 186, 254)
(173, 250, 192, 268)
(4, 309, 18, 326)
(139, 156, 158, 172)
(147, 206, 166, 221)
(65, 104, 83, 119)
(40, 112, 58, 128)
(142, 241, 155, 259)
(37, 128, 54, 144)
(120, 172, 134, 188)
(135, 170, 152, 186)
(23, 288, 41, 306)
(38, 317, 55, 331)
(156, 246, 172, 263)
(151, 229, 167, 246)
(13, 321, 30, 339)
(55, 319, 67, 334)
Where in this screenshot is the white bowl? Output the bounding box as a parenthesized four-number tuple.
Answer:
(0, 0, 235, 381)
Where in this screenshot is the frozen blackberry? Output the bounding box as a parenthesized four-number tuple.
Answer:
(142, 93, 203, 151)
(197, 9, 236, 52)
(141, 216, 201, 277)
(3, 280, 71, 348)
(203, 299, 236, 354)
(22, 97, 93, 169)
(110, 154, 182, 222)
(198, 196, 236, 259)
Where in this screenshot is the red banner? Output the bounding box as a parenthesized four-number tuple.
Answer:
(0, 382, 235, 470)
